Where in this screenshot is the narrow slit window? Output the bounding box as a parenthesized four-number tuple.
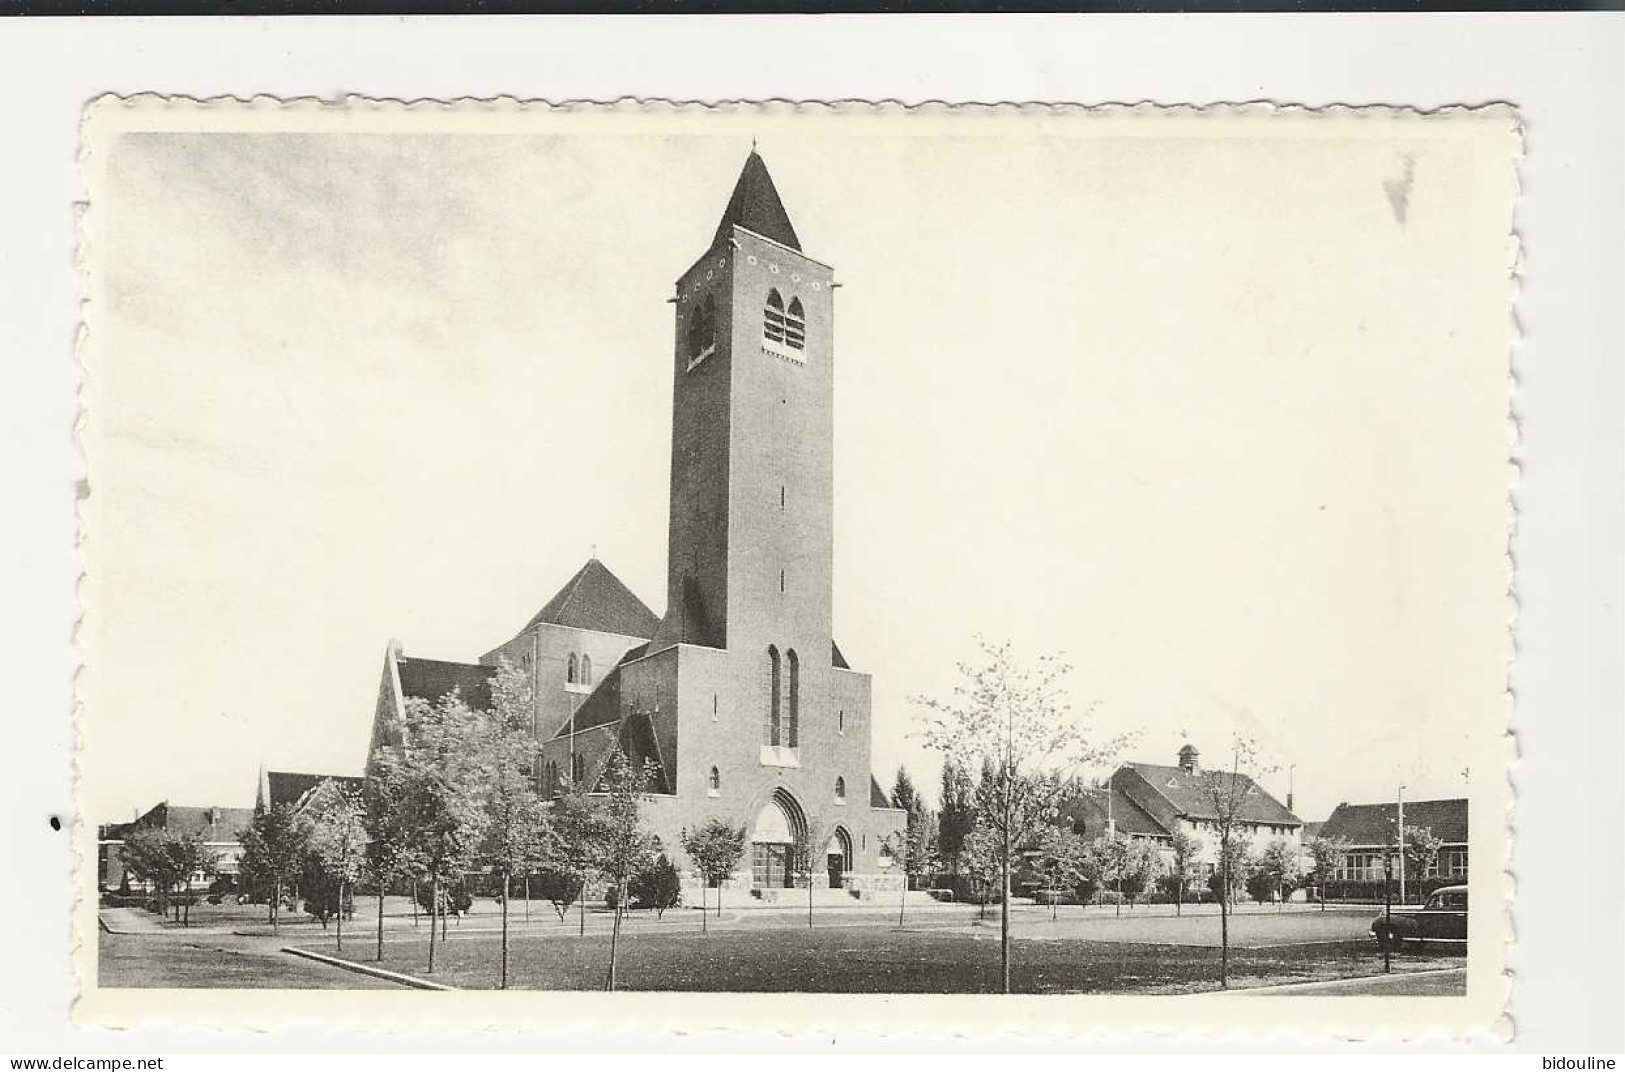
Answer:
(566, 653, 577, 684)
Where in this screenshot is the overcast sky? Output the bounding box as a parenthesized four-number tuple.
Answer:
(83, 109, 1514, 824)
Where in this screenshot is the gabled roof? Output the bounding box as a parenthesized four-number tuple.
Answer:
(521, 559, 660, 640)
(261, 772, 364, 814)
(712, 151, 801, 252)
(130, 803, 256, 841)
(551, 643, 649, 738)
(1318, 798, 1468, 846)
(396, 656, 495, 711)
(870, 775, 893, 809)
(1123, 762, 1301, 827)
(1058, 786, 1172, 840)
(832, 640, 850, 670)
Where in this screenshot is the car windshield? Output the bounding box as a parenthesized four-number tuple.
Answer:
(1428, 890, 1468, 910)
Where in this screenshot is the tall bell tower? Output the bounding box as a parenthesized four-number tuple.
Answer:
(652, 151, 836, 669)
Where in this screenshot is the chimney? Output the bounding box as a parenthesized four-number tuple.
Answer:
(1178, 744, 1200, 773)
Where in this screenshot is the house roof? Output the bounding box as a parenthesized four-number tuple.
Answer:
(831, 640, 850, 670)
(870, 775, 892, 809)
(1058, 786, 1172, 840)
(1123, 762, 1301, 827)
(551, 643, 650, 738)
(396, 655, 495, 711)
(712, 151, 801, 252)
(520, 559, 660, 640)
(129, 804, 256, 842)
(261, 772, 364, 813)
(1318, 798, 1468, 846)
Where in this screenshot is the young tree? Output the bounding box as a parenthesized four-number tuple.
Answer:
(1199, 733, 1275, 990)
(959, 821, 1004, 921)
(1304, 834, 1348, 909)
(1167, 829, 1204, 916)
(1402, 825, 1445, 900)
(1031, 824, 1088, 920)
(396, 689, 489, 975)
(679, 819, 747, 933)
(890, 766, 938, 894)
(237, 803, 307, 934)
(479, 660, 555, 990)
(629, 854, 682, 919)
(304, 778, 368, 952)
(915, 638, 1132, 993)
(596, 747, 659, 991)
(1256, 837, 1303, 909)
(363, 750, 420, 961)
(787, 828, 818, 928)
(535, 868, 584, 922)
(551, 779, 608, 936)
(124, 828, 216, 924)
(1119, 837, 1162, 910)
(1088, 831, 1129, 915)
(937, 759, 975, 878)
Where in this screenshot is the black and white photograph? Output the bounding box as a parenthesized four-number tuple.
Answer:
(71, 99, 1520, 1035)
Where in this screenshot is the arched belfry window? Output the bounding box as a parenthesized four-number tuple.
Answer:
(688, 293, 716, 360)
(708, 765, 721, 795)
(763, 289, 786, 345)
(835, 776, 847, 802)
(566, 654, 577, 684)
(785, 648, 800, 748)
(766, 645, 782, 746)
(785, 297, 806, 351)
(581, 654, 593, 685)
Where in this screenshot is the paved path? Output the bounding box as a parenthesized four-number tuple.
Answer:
(1240, 967, 1468, 996)
(97, 929, 406, 989)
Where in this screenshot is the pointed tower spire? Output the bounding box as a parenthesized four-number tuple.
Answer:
(712, 150, 801, 251)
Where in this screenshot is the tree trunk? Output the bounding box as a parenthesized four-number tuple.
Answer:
(336, 879, 345, 952)
(701, 883, 708, 934)
(411, 878, 419, 927)
(605, 880, 625, 991)
(524, 874, 531, 923)
(500, 872, 511, 990)
(807, 873, 813, 929)
(1000, 831, 1011, 995)
(376, 885, 385, 962)
(427, 874, 438, 974)
(579, 874, 587, 935)
(272, 879, 281, 935)
(1218, 845, 1230, 990)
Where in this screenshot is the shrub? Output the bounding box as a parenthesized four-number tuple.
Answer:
(534, 868, 584, 921)
(1244, 870, 1277, 904)
(629, 854, 682, 918)
(414, 878, 473, 917)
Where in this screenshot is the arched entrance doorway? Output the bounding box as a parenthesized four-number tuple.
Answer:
(750, 789, 807, 889)
(825, 827, 853, 889)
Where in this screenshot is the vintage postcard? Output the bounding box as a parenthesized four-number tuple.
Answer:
(75, 98, 1519, 1039)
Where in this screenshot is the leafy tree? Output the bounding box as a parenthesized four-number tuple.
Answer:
(936, 759, 975, 876)
(1402, 824, 1445, 900)
(123, 828, 216, 924)
(396, 689, 490, 975)
(1199, 734, 1275, 990)
(915, 638, 1132, 993)
(237, 803, 307, 934)
(551, 780, 607, 937)
(679, 818, 747, 933)
(534, 868, 584, 921)
(596, 747, 659, 991)
(304, 778, 368, 951)
(891, 766, 938, 893)
(1304, 834, 1350, 910)
(1168, 828, 1204, 915)
(629, 854, 682, 918)
(1031, 824, 1088, 919)
(1089, 830, 1133, 914)
(363, 749, 420, 961)
(958, 820, 1004, 920)
(1255, 837, 1303, 909)
(479, 660, 555, 989)
(787, 828, 818, 928)
(1119, 837, 1163, 909)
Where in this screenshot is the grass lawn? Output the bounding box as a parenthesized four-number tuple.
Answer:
(293, 922, 1465, 994)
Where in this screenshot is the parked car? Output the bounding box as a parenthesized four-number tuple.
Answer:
(1370, 884, 1467, 948)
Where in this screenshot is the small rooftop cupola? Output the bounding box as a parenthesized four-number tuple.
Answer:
(712, 150, 801, 252)
(1178, 744, 1200, 774)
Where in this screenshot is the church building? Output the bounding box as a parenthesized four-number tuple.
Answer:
(367, 152, 906, 901)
